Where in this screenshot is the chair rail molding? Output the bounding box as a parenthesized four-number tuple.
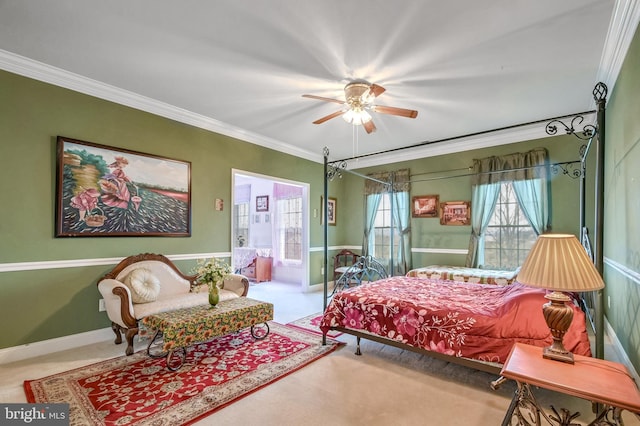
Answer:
(0, 253, 232, 273)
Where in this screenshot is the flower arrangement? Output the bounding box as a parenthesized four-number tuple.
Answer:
(193, 257, 232, 292)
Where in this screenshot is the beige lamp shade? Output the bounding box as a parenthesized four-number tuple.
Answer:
(517, 234, 604, 292)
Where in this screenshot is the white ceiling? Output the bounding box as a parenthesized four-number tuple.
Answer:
(1, 1, 637, 167)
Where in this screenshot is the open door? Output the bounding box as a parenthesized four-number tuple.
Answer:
(231, 169, 310, 290)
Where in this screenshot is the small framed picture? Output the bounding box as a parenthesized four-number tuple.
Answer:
(440, 201, 471, 226)
(264, 214, 270, 223)
(254, 214, 261, 224)
(321, 196, 337, 226)
(256, 195, 269, 212)
(412, 195, 439, 218)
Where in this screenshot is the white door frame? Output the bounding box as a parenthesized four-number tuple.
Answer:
(231, 169, 310, 291)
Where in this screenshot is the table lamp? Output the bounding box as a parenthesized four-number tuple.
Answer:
(516, 234, 604, 364)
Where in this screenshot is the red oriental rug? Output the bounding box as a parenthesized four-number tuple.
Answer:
(24, 322, 341, 425)
(287, 313, 342, 338)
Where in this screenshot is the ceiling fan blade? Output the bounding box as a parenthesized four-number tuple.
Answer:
(363, 119, 377, 134)
(302, 94, 345, 105)
(369, 84, 386, 97)
(374, 105, 418, 119)
(313, 110, 344, 124)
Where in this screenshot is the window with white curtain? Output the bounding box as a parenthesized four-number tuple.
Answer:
(484, 182, 537, 269)
(372, 193, 400, 262)
(277, 197, 302, 261)
(233, 202, 249, 247)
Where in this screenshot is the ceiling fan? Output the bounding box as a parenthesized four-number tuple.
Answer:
(302, 80, 418, 134)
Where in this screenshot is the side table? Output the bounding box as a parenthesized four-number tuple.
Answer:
(500, 343, 640, 425)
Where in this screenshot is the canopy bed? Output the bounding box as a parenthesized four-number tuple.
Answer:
(320, 82, 608, 374)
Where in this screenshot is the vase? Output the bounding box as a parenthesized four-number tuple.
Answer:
(208, 284, 220, 307)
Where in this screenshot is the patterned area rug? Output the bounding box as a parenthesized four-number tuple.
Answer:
(287, 313, 342, 338)
(24, 322, 341, 425)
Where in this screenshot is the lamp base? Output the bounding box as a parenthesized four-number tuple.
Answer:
(542, 346, 575, 364)
(542, 291, 575, 364)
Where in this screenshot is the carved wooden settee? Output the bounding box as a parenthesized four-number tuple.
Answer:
(97, 253, 249, 355)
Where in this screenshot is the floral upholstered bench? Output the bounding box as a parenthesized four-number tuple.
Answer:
(143, 297, 274, 370)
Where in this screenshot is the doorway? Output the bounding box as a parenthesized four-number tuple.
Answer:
(231, 169, 310, 291)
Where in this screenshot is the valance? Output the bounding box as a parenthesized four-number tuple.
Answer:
(235, 184, 251, 204)
(364, 168, 410, 194)
(472, 148, 549, 185)
(273, 182, 302, 199)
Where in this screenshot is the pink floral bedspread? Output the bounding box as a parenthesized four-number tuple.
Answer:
(319, 276, 591, 364)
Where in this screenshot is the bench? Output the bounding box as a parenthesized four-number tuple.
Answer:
(143, 297, 274, 370)
(97, 253, 249, 355)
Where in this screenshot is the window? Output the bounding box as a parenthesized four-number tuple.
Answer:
(278, 197, 302, 261)
(233, 202, 249, 247)
(484, 182, 537, 269)
(372, 193, 400, 263)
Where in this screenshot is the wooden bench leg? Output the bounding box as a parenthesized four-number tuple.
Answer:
(125, 327, 138, 356)
(111, 322, 123, 345)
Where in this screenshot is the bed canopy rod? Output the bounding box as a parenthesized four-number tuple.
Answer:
(326, 156, 584, 188)
(332, 109, 596, 164)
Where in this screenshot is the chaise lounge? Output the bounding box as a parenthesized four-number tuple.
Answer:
(97, 253, 249, 355)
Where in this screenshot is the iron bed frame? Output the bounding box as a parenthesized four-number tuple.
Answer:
(320, 83, 608, 371)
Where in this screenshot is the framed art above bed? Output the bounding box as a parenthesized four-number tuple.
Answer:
(412, 194, 439, 218)
(439, 201, 470, 226)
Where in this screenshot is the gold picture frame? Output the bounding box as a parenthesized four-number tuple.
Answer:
(440, 201, 471, 226)
(412, 195, 439, 218)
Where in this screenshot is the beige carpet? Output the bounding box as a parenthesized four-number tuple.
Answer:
(3, 331, 639, 425)
(202, 334, 640, 426)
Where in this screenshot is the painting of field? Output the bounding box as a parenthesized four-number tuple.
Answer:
(56, 137, 191, 237)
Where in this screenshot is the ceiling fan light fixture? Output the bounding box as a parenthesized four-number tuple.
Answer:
(342, 108, 372, 125)
(303, 80, 417, 132)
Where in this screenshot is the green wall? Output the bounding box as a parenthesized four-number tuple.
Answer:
(339, 135, 585, 268)
(0, 70, 333, 349)
(603, 23, 640, 372)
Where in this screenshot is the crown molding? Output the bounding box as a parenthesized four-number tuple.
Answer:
(596, 0, 640, 97)
(0, 49, 322, 163)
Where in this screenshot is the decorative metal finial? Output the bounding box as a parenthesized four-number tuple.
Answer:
(593, 82, 608, 103)
(323, 146, 330, 157)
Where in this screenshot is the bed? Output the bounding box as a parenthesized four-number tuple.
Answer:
(406, 265, 519, 286)
(320, 84, 607, 372)
(319, 275, 591, 373)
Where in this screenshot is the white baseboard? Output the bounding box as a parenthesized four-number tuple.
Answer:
(605, 318, 640, 384)
(0, 327, 114, 365)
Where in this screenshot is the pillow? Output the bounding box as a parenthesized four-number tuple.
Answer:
(124, 268, 161, 303)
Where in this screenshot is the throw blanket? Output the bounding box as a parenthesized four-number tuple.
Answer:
(319, 276, 591, 364)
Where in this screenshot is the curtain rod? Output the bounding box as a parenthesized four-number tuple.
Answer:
(334, 110, 596, 163)
(328, 159, 582, 187)
(407, 160, 581, 185)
